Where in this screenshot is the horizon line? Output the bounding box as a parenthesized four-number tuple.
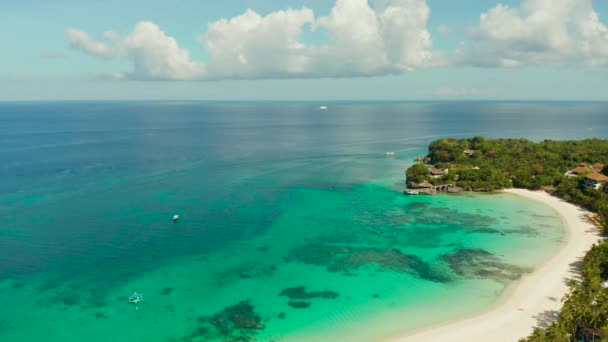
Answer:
(1, 99, 608, 103)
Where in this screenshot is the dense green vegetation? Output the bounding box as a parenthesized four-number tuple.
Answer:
(407, 137, 608, 226)
(405, 163, 429, 184)
(420, 137, 608, 189)
(407, 137, 608, 341)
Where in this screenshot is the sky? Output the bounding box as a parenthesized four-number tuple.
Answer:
(1, 0, 608, 101)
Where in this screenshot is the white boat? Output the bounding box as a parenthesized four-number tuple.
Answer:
(385, 151, 396, 156)
(129, 292, 144, 304)
(173, 214, 180, 222)
(404, 190, 419, 195)
(319, 106, 328, 110)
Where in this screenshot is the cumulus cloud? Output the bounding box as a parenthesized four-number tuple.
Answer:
(460, 0, 608, 67)
(67, 28, 116, 59)
(201, 8, 315, 79)
(118, 22, 205, 80)
(67, 22, 205, 80)
(66, 0, 435, 80)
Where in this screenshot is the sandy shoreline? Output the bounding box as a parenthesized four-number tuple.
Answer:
(391, 189, 602, 342)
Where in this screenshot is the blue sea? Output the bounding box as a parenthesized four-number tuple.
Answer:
(0, 101, 607, 341)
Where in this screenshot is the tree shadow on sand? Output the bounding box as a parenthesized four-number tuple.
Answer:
(533, 309, 560, 329)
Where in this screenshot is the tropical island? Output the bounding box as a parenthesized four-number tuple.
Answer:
(403, 137, 608, 342)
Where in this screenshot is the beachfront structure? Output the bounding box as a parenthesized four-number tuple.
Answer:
(417, 181, 434, 189)
(407, 180, 459, 194)
(410, 181, 437, 195)
(582, 173, 608, 190)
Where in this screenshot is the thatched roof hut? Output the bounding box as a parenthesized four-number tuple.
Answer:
(418, 181, 434, 188)
(570, 164, 594, 175)
(429, 167, 448, 176)
(585, 173, 608, 182)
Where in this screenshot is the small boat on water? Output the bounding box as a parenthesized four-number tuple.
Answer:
(129, 292, 144, 304)
(319, 106, 328, 110)
(385, 151, 396, 156)
(404, 190, 419, 195)
(173, 214, 180, 222)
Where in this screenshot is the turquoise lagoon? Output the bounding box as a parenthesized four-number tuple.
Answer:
(1, 101, 607, 341)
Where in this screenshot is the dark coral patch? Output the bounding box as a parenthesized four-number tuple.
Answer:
(287, 244, 450, 283)
(215, 262, 277, 285)
(280, 286, 339, 300)
(288, 301, 311, 308)
(184, 300, 265, 341)
(441, 248, 529, 283)
(160, 287, 173, 295)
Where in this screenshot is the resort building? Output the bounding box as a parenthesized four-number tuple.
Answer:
(582, 172, 608, 190)
(429, 166, 449, 178)
(565, 163, 595, 177)
(593, 163, 605, 172)
(566, 163, 606, 178)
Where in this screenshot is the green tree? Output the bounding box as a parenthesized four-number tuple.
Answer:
(406, 163, 429, 183)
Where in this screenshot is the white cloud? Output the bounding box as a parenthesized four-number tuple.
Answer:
(67, 0, 435, 80)
(201, 8, 315, 79)
(118, 22, 205, 80)
(67, 22, 205, 80)
(373, 0, 434, 70)
(313, 0, 388, 75)
(460, 0, 608, 67)
(67, 28, 115, 59)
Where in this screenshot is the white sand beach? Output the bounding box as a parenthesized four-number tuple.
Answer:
(392, 189, 602, 342)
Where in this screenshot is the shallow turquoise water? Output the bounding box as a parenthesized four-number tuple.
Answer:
(0, 186, 565, 342)
(1, 101, 605, 341)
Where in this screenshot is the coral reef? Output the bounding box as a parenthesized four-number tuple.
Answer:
(279, 286, 339, 300)
(287, 244, 450, 283)
(288, 301, 311, 308)
(441, 248, 529, 282)
(184, 300, 264, 341)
